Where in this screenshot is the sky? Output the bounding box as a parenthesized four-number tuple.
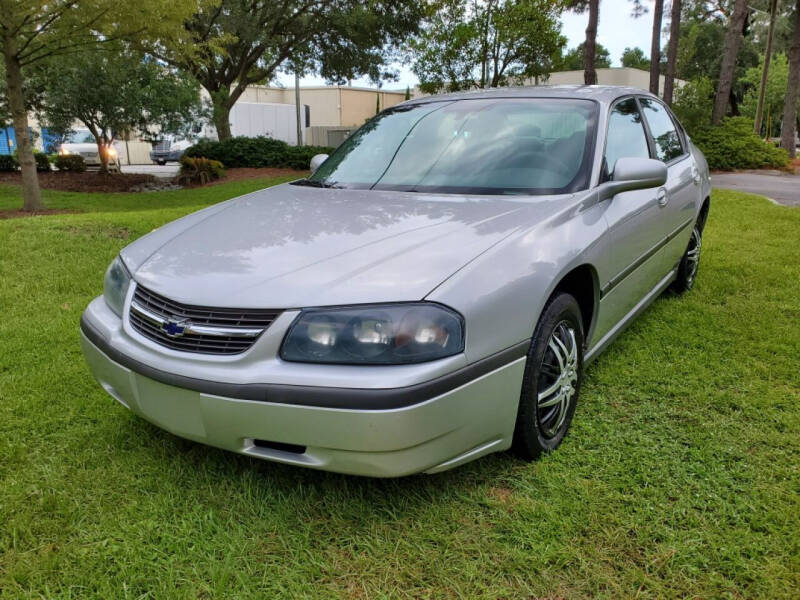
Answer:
(276, 0, 657, 91)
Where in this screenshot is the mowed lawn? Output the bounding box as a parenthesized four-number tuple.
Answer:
(0, 180, 798, 599)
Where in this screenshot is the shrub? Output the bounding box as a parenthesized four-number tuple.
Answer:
(178, 156, 225, 185)
(672, 77, 715, 136)
(0, 154, 18, 172)
(691, 117, 790, 171)
(183, 136, 333, 170)
(54, 154, 87, 172)
(34, 152, 51, 172)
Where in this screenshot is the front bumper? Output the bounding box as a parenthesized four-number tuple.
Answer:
(80, 296, 527, 477)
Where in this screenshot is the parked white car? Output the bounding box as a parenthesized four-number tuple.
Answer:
(59, 129, 121, 169)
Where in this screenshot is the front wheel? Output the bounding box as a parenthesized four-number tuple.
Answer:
(512, 293, 584, 460)
(671, 224, 702, 293)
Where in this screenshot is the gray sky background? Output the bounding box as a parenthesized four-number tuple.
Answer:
(276, 0, 657, 90)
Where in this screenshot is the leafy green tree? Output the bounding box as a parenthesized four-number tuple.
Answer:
(147, 0, 423, 141)
(677, 19, 759, 117)
(36, 46, 205, 173)
(672, 75, 715, 134)
(621, 47, 650, 69)
(558, 42, 611, 71)
(0, 0, 198, 210)
(410, 0, 565, 94)
(741, 53, 792, 137)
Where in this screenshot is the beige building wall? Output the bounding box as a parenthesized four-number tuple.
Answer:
(242, 85, 407, 128)
(534, 67, 685, 94)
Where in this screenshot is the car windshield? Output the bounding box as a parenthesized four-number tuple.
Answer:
(305, 98, 598, 195)
(65, 130, 96, 144)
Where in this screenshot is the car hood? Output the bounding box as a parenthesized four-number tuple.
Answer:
(62, 143, 99, 153)
(125, 184, 572, 308)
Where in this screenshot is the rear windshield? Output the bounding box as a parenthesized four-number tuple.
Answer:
(304, 98, 598, 195)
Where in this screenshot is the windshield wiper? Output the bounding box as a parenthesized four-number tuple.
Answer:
(291, 178, 341, 188)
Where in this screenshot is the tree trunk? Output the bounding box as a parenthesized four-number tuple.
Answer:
(781, 0, 800, 157)
(649, 0, 664, 95)
(754, 0, 778, 135)
(584, 0, 599, 85)
(664, 0, 682, 105)
(712, 0, 749, 124)
(2, 38, 42, 211)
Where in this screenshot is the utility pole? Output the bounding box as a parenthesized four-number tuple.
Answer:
(754, 0, 779, 135)
(295, 71, 302, 146)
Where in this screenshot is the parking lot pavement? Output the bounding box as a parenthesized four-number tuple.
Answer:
(122, 164, 179, 178)
(711, 170, 800, 207)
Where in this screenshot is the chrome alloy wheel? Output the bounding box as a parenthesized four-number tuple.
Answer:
(686, 226, 702, 286)
(537, 321, 579, 438)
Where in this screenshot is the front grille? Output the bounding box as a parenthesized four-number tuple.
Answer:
(129, 284, 281, 355)
(152, 140, 170, 152)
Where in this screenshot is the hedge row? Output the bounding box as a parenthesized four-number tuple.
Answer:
(183, 136, 334, 170)
(691, 117, 789, 171)
(0, 153, 52, 172)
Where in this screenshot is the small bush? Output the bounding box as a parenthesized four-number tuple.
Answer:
(692, 117, 790, 171)
(178, 156, 225, 185)
(183, 136, 333, 170)
(34, 152, 51, 172)
(0, 155, 18, 172)
(53, 154, 87, 172)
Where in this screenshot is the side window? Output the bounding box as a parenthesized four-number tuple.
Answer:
(604, 98, 650, 176)
(640, 98, 684, 162)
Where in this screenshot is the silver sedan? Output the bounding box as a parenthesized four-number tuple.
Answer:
(80, 86, 711, 477)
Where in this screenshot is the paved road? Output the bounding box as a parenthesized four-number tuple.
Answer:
(122, 164, 180, 179)
(712, 170, 800, 207)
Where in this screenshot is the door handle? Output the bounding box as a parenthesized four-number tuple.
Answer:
(657, 188, 668, 207)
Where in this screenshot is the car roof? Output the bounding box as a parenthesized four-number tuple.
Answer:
(401, 85, 656, 106)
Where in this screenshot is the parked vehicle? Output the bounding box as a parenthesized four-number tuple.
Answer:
(59, 129, 121, 170)
(80, 86, 710, 477)
(149, 137, 192, 165)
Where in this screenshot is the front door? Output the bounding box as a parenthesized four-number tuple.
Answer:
(594, 97, 669, 342)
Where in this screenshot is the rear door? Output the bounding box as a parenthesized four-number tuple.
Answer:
(638, 97, 699, 269)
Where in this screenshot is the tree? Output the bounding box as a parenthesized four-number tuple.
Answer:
(37, 46, 205, 172)
(0, 0, 197, 211)
(411, 0, 565, 93)
(567, 0, 601, 84)
(712, 0, 750, 123)
(781, 0, 800, 156)
(558, 42, 611, 71)
(630, 0, 664, 94)
(677, 17, 759, 115)
(148, 0, 423, 141)
(741, 53, 791, 137)
(753, 0, 779, 134)
(663, 0, 683, 105)
(621, 46, 650, 69)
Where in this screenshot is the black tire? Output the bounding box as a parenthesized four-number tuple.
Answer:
(670, 223, 703, 294)
(156, 160, 167, 166)
(512, 293, 584, 460)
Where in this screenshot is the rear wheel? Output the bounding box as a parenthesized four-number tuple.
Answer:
(512, 293, 584, 460)
(671, 224, 702, 293)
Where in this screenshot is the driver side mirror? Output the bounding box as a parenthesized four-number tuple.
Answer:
(598, 157, 667, 201)
(310, 153, 328, 174)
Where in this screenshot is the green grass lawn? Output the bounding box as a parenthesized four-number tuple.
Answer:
(0, 181, 798, 599)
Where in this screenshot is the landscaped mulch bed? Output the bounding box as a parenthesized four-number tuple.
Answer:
(0, 171, 157, 193)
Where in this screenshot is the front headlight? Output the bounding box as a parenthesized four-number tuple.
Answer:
(280, 303, 464, 365)
(103, 256, 132, 317)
